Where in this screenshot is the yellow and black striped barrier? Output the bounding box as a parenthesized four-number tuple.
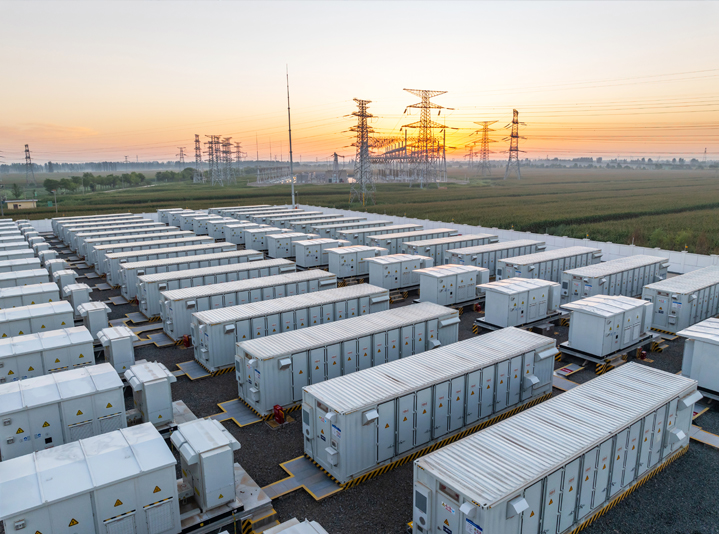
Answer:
(471, 324, 480, 335)
(196, 359, 235, 377)
(148, 316, 162, 323)
(651, 327, 676, 335)
(555, 353, 562, 362)
(560, 318, 570, 327)
(241, 509, 278, 534)
(595, 363, 614, 375)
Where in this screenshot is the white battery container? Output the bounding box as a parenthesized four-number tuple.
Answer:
(267, 232, 319, 258)
(103, 242, 237, 285)
(277, 214, 344, 230)
(224, 223, 264, 244)
(208, 217, 240, 239)
(158, 207, 185, 223)
(83, 229, 192, 260)
(0, 326, 94, 381)
(98, 326, 138, 374)
(74, 224, 170, 254)
(138, 258, 295, 318)
(236, 302, 460, 416)
(678, 318, 719, 397)
(0, 301, 74, 339)
(93, 235, 214, 273)
(251, 210, 304, 224)
(267, 211, 326, 227)
(168, 209, 196, 227)
(402, 233, 498, 264)
(297, 216, 367, 233)
(0, 363, 125, 460)
(641, 265, 719, 334)
(119, 249, 262, 300)
(35, 243, 51, 255)
(63, 283, 92, 316)
(302, 327, 557, 484)
(209, 204, 269, 215)
(51, 212, 133, 234)
(125, 361, 177, 425)
(0, 248, 34, 261)
(368, 228, 458, 255)
(338, 224, 424, 246)
(0, 268, 49, 288)
(193, 215, 223, 235)
(78, 301, 110, 340)
(37, 249, 58, 266)
(161, 270, 337, 340)
(26, 236, 45, 247)
(444, 239, 546, 275)
(59, 216, 146, 243)
(0, 283, 59, 310)
(412, 363, 700, 534)
(53, 269, 77, 291)
(244, 226, 288, 251)
(327, 246, 388, 278)
(479, 278, 561, 327)
(312, 219, 391, 239)
(0, 423, 180, 534)
(366, 254, 434, 290)
(417, 264, 489, 305)
(170, 419, 241, 512)
(192, 284, 390, 371)
(179, 211, 209, 231)
(497, 245, 603, 282)
(44, 258, 68, 275)
(68, 221, 163, 250)
(562, 295, 654, 357)
(294, 238, 351, 268)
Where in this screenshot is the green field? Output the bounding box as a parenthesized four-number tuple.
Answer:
(4, 167, 719, 254)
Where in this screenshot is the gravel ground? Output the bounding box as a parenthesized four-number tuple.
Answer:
(18, 242, 719, 534)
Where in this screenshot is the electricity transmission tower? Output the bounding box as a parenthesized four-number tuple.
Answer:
(205, 135, 224, 186)
(402, 88, 449, 188)
(473, 120, 497, 176)
(503, 110, 524, 180)
(24, 144, 36, 186)
(222, 138, 235, 184)
(193, 134, 204, 183)
(330, 152, 344, 182)
(234, 142, 247, 176)
(176, 147, 186, 168)
(349, 98, 376, 206)
(464, 145, 475, 169)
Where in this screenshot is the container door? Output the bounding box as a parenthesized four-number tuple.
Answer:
(335, 301, 346, 321)
(414, 322, 425, 354)
(465, 370, 481, 425)
(480, 365, 495, 418)
(262, 287, 273, 300)
(542, 469, 563, 534)
(346, 298, 359, 318)
(622, 420, 642, 487)
(637, 413, 655, 476)
(415, 387, 432, 447)
(649, 404, 667, 468)
(449, 376, 465, 432)
(210, 295, 223, 309)
(310, 348, 324, 384)
(401, 325, 414, 358)
(358, 335, 372, 371)
(435, 489, 460, 534)
(397, 394, 415, 454)
(292, 352, 308, 401)
(266, 313, 281, 335)
(577, 447, 598, 520)
(236, 319, 251, 342)
(308, 305, 322, 326)
(426, 318, 438, 346)
(250, 288, 262, 302)
(592, 438, 613, 509)
(663, 398, 679, 458)
(343, 340, 357, 374)
(296, 308, 309, 329)
(432, 382, 450, 439)
(610, 429, 628, 497)
(320, 304, 333, 324)
(521, 352, 535, 401)
(281, 311, 294, 332)
(276, 284, 288, 298)
(327, 343, 341, 379)
(652, 294, 668, 328)
(508, 355, 523, 407)
(387, 329, 400, 362)
(558, 457, 580, 532)
(494, 360, 509, 411)
(359, 296, 370, 315)
(377, 401, 395, 463)
(521, 480, 543, 534)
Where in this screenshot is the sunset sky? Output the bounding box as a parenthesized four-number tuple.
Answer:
(1, 1, 718, 164)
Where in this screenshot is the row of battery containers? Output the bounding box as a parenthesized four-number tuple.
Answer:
(561, 295, 654, 358)
(295, 217, 366, 234)
(0, 301, 74, 340)
(0, 282, 59, 310)
(118, 249, 263, 300)
(266, 232, 318, 258)
(364, 254, 434, 290)
(294, 238, 351, 268)
(0, 249, 34, 262)
(85, 229, 195, 264)
(52, 212, 134, 237)
(94, 235, 215, 274)
(443, 239, 546, 276)
(338, 224, 424, 246)
(642, 264, 719, 334)
(0, 257, 41, 273)
(560, 254, 669, 303)
(0, 327, 95, 382)
(496, 246, 603, 283)
(367, 228, 458, 255)
(0, 242, 31, 253)
(400, 233, 498, 265)
(160, 270, 338, 341)
(416, 265, 489, 306)
(103, 242, 238, 285)
(480, 278, 562, 328)
(0, 268, 49, 289)
(0, 363, 125, 461)
(136, 258, 293, 318)
(302, 328, 556, 485)
(191, 285, 391, 371)
(76, 224, 177, 256)
(0, 421, 237, 534)
(412, 363, 701, 534)
(312, 220, 392, 240)
(327, 246, 388, 278)
(58, 215, 147, 243)
(235, 302, 460, 417)
(222, 222, 267, 245)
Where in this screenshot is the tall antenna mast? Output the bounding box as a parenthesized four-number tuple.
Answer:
(286, 66, 296, 207)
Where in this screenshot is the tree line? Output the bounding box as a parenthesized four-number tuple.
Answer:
(41, 169, 198, 195)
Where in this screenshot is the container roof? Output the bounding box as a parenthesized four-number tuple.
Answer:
(306, 217, 367, 226)
(239, 302, 457, 360)
(448, 239, 545, 256)
(98, 236, 211, 252)
(305, 327, 556, 413)
(294, 238, 343, 246)
(402, 234, 497, 247)
(368, 229, 456, 241)
(416, 363, 697, 508)
(0, 269, 48, 282)
(138, 258, 290, 283)
(500, 246, 602, 265)
(479, 277, 559, 294)
(316, 220, 391, 229)
(337, 224, 422, 235)
(106, 242, 234, 260)
(561, 294, 650, 316)
(0, 423, 175, 519)
(0, 300, 73, 322)
(678, 317, 719, 345)
(267, 233, 317, 239)
(127, 361, 174, 384)
(643, 265, 719, 294)
(326, 246, 385, 254)
(121, 250, 256, 270)
(563, 254, 668, 277)
(0, 258, 40, 268)
(76, 224, 168, 238)
(415, 264, 486, 277)
(364, 254, 430, 265)
(84, 230, 191, 244)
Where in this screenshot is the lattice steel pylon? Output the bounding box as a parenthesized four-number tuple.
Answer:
(222, 137, 235, 184)
(205, 135, 224, 186)
(193, 134, 204, 183)
(473, 121, 497, 176)
(176, 147, 186, 168)
(402, 88, 449, 188)
(234, 142, 246, 177)
(349, 98, 376, 206)
(503, 110, 524, 180)
(24, 144, 36, 186)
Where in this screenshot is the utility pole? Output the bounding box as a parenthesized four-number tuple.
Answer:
(503, 110, 524, 180)
(286, 66, 296, 207)
(24, 145, 36, 186)
(349, 98, 376, 206)
(193, 134, 204, 183)
(473, 120, 497, 176)
(402, 89, 449, 188)
(176, 147, 186, 168)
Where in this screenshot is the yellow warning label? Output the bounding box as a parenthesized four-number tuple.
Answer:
(514, 374, 517, 378)
(315, 365, 319, 370)
(616, 454, 621, 460)
(456, 396, 460, 401)
(378, 349, 381, 353)
(405, 341, 408, 345)
(403, 416, 408, 422)
(219, 493, 224, 499)
(644, 437, 648, 442)
(114, 499, 123, 507)
(7, 370, 13, 375)
(364, 352, 367, 357)
(603, 464, 607, 469)
(500, 380, 504, 384)
(347, 357, 351, 361)
(299, 370, 303, 374)
(444, 519, 449, 526)
(158, 414, 163, 419)
(1, 334, 5, 338)
(61, 322, 66, 325)
(632, 445, 636, 450)
(31, 301, 35, 305)
(585, 475, 589, 481)
(422, 409, 427, 414)
(486, 385, 490, 389)
(471, 391, 475, 395)
(332, 361, 337, 365)
(106, 403, 113, 409)
(55, 358, 60, 363)
(385, 423, 390, 429)
(153, 486, 161, 493)
(321, 429, 324, 434)
(77, 410, 83, 416)
(43, 421, 50, 428)
(548, 499, 553, 505)
(28, 366, 34, 371)
(16, 428, 24, 434)
(69, 519, 78, 527)
(242, 335, 246, 338)
(41, 325, 45, 329)
(438, 403, 443, 408)
(18, 331, 23, 335)
(569, 486, 573, 492)
(392, 345, 396, 349)
(530, 511, 535, 517)
(79, 354, 84, 358)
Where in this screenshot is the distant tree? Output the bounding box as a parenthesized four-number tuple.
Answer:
(596, 157, 602, 164)
(43, 178, 60, 195)
(11, 183, 23, 199)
